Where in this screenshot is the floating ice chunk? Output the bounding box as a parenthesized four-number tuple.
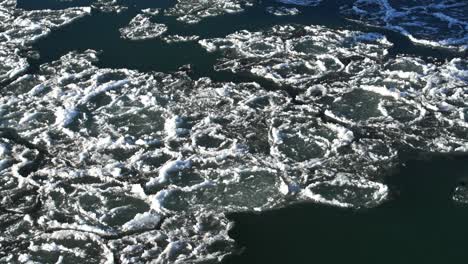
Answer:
(54, 107, 78, 127)
(270, 127, 284, 145)
(453, 184, 468, 204)
(80, 79, 129, 104)
(0, 45, 29, 83)
(150, 189, 174, 213)
(0, 3, 90, 84)
(325, 123, 354, 151)
(198, 39, 218, 52)
(10, 230, 114, 264)
(146, 159, 192, 187)
(92, 0, 127, 13)
(165, 115, 190, 138)
(166, 0, 253, 24)
(163, 34, 200, 43)
(360, 85, 401, 99)
(156, 241, 191, 263)
(279, 177, 300, 195)
(122, 212, 161, 232)
(4, 7, 91, 45)
(302, 173, 389, 208)
(0, 143, 8, 157)
(18, 111, 39, 125)
(200, 24, 392, 88)
(141, 8, 161, 16)
(266, 6, 300, 16)
(120, 14, 168, 40)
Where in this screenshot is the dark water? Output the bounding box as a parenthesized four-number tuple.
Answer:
(13, 1, 468, 263)
(224, 153, 468, 264)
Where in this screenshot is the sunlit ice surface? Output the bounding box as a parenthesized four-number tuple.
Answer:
(0, 0, 467, 263)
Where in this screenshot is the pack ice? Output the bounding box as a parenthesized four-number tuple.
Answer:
(0, 0, 467, 263)
(342, 0, 468, 51)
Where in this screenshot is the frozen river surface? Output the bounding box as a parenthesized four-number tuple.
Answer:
(0, 0, 467, 263)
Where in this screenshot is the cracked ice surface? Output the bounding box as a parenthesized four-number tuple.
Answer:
(0, 0, 90, 83)
(0, 0, 467, 263)
(1, 51, 259, 263)
(0, 42, 426, 262)
(200, 23, 468, 170)
(200, 25, 393, 87)
(165, 0, 256, 24)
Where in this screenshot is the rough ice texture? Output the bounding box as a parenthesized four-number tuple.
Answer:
(1, 51, 240, 263)
(119, 14, 168, 40)
(0, 0, 90, 83)
(200, 25, 393, 87)
(200, 24, 468, 180)
(1, 32, 466, 262)
(0, 0, 467, 263)
(165, 0, 255, 24)
(162, 34, 200, 43)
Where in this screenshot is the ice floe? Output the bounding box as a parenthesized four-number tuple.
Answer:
(200, 25, 393, 88)
(120, 14, 168, 40)
(0, 0, 90, 83)
(165, 0, 255, 24)
(266, 6, 300, 16)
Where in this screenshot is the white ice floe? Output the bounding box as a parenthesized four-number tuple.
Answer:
(0, 0, 467, 262)
(146, 159, 192, 186)
(120, 14, 168, 40)
(200, 24, 392, 88)
(266, 6, 300, 16)
(302, 173, 389, 208)
(165, 0, 254, 24)
(163, 34, 200, 43)
(0, 2, 90, 83)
